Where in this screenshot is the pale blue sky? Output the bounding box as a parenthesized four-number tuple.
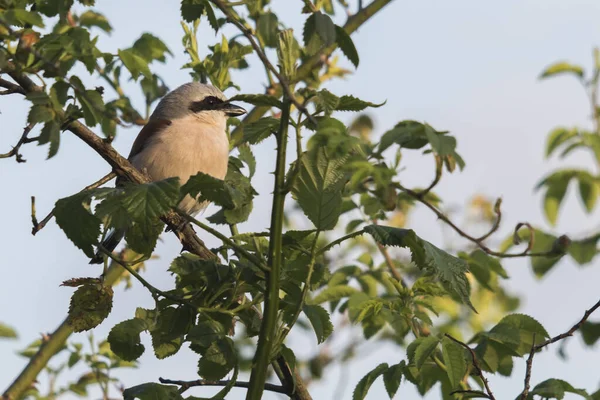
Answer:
(2, 0, 600, 399)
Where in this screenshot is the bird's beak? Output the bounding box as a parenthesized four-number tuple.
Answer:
(223, 102, 247, 117)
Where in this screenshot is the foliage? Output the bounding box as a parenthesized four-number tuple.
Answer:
(2, 1, 600, 400)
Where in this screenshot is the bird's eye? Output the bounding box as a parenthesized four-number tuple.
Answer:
(205, 96, 218, 105)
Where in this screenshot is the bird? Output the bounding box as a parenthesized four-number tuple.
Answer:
(89, 82, 247, 264)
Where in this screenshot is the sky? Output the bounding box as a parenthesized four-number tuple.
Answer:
(2, 0, 600, 399)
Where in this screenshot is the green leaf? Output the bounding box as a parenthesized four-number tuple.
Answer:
(28, 105, 55, 124)
(66, 283, 113, 332)
(118, 49, 151, 80)
(187, 318, 228, 349)
(123, 383, 183, 400)
(577, 173, 598, 213)
(241, 117, 280, 145)
(383, 361, 404, 399)
(335, 25, 359, 67)
(581, 321, 600, 346)
(545, 127, 577, 158)
(150, 307, 195, 359)
(460, 250, 508, 291)
(237, 144, 256, 178)
(256, 12, 279, 48)
(314, 89, 340, 115)
(76, 90, 105, 127)
(228, 94, 282, 109)
(121, 178, 181, 221)
(309, 285, 358, 305)
(181, 172, 236, 209)
(181, 0, 205, 22)
(54, 192, 101, 257)
(365, 225, 475, 310)
(277, 29, 300, 79)
(568, 235, 600, 265)
(133, 33, 172, 63)
(313, 12, 336, 46)
(441, 337, 466, 388)
(379, 120, 430, 152)
(423, 124, 465, 171)
(197, 337, 236, 380)
(303, 304, 334, 344)
(414, 336, 440, 369)
(4, 9, 44, 27)
(206, 159, 256, 224)
(537, 170, 579, 225)
(125, 219, 164, 256)
(38, 121, 61, 159)
(353, 363, 389, 400)
(292, 147, 348, 230)
(79, 10, 112, 32)
(336, 95, 385, 112)
(540, 62, 585, 80)
(108, 318, 149, 361)
(531, 378, 589, 399)
(0, 323, 17, 339)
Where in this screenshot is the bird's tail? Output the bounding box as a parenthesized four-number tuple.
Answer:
(89, 228, 126, 264)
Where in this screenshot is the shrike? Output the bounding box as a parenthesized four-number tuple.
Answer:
(90, 82, 246, 264)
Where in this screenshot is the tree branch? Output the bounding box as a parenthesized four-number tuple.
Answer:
(0, 123, 36, 163)
(158, 377, 288, 395)
(520, 297, 600, 399)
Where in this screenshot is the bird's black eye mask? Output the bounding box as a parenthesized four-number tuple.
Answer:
(189, 95, 247, 117)
(189, 96, 225, 112)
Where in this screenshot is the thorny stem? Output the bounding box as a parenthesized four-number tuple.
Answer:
(317, 229, 365, 255)
(520, 297, 600, 399)
(0, 123, 36, 162)
(246, 98, 291, 400)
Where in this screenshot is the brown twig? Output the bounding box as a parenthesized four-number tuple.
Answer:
(0, 77, 26, 95)
(0, 123, 36, 162)
(445, 334, 496, 400)
(395, 182, 561, 259)
(158, 377, 288, 395)
(475, 198, 503, 242)
(520, 298, 600, 399)
(31, 172, 116, 235)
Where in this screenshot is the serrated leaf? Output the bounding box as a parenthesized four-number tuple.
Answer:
(335, 25, 359, 67)
(38, 120, 61, 159)
(28, 105, 54, 124)
(181, 172, 236, 209)
(123, 383, 183, 400)
(379, 120, 430, 152)
(241, 117, 280, 145)
(187, 318, 228, 349)
(237, 144, 256, 178)
(414, 336, 440, 369)
(125, 218, 164, 256)
(531, 378, 589, 399)
(292, 147, 348, 230)
(337, 95, 385, 112)
(277, 28, 300, 79)
(353, 363, 389, 400)
(76, 90, 105, 127)
(309, 285, 358, 305)
(383, 361, 404, 398)
(256, 12, 279, 48)
(540, 62, 584, 80)
(108, 318, 148, 361)
(303, 304, 333, 344)
(197, 337, 236, 380)
(150, 307, 195, 359)
(132, 33, 172, 63)
(121, 178, 180, 220)
(119, 49, 151, 80)
(365, 225, 475, 310)
(228, 94, 282, 108)
(499, 314, 550, 339)
(181, 0, 205, 22)
(314, 89, 340, 115)
(441, 337, 466, 388)
(66, 283, 113, 332)
(54, 192, 101, 257)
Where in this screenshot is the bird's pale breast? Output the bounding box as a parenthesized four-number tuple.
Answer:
(130, 115, 229, 215)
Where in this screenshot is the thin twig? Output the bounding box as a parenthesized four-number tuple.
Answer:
(31, 172, 116, 235)
(445, 334, 496, 400)
(158, 377, 288, 395)
(520, 297, 600, 399)
(208, 0, 315, 124)
(0, 77, 26, 95)
(0, 123, 35, 162)
(394, 182, 562, 259)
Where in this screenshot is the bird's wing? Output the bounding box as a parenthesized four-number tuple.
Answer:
(116, 119, 172, 187)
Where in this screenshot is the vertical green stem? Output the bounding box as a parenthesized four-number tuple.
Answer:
(246, 98, 291, 400)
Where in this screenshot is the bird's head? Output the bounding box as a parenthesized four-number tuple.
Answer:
(151, 82, 246, 125)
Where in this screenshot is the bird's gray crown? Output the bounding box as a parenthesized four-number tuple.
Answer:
(151, 82, 227, 120)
